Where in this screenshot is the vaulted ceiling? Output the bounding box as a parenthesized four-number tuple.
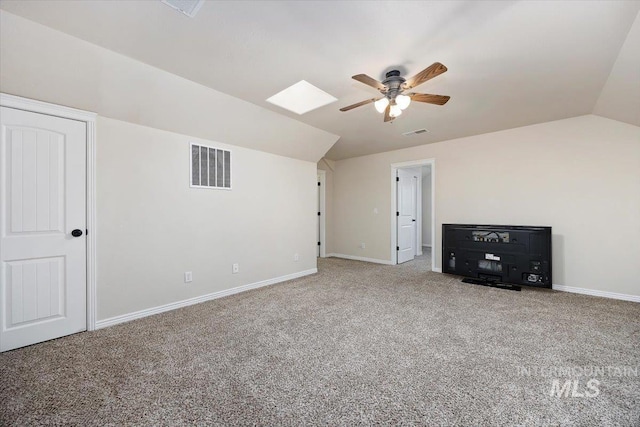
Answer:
(1, 1, 639, 160)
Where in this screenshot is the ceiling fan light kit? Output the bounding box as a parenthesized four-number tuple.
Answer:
(389, 103, 402, 118)
(395, 94, 411, 110)
(374, 97, 389, 113)
(340, 62, 451, 122)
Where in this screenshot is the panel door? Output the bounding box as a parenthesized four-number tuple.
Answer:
(1, 106, 86, 352)
(397, 169, 416, 264)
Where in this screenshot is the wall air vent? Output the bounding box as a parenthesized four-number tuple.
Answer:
(402, 128, 430, 136)
(190, 143, 231, 189)
(161, 0, 205, 18)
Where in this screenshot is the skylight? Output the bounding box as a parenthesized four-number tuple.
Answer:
(266, 80, 337, 115)
(161, 0, 205, 18)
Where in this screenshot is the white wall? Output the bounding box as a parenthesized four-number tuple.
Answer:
(97, 117, 317, 320)
(422, 172, 432, 247)
(332, 115, 640, 297)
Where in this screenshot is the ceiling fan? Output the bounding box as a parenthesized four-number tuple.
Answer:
(340, 62, 450, 122)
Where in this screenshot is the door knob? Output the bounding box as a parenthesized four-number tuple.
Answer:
(71, 229, 83, 237)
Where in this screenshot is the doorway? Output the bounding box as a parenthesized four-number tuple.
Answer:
(391, 159, 436, 269)
(317, 170, 326, 258)
(396, 168, 419, 263)
(0, 94, 97, 352)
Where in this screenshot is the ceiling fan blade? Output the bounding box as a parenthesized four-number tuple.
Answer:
(339, 98, 379, 112)
(384, 104, 393, 122)
(352, 74, 386, 91)
(403, 62, 448, 90)
(409, 93, 451, 105)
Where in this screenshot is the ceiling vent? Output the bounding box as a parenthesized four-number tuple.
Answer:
(402, 128, 430, 136)
(161, 0, 205, 17)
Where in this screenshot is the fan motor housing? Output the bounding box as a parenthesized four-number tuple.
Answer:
(382, 70, 406, 98)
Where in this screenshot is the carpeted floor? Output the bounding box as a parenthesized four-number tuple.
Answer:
(1, 254, 639, 426)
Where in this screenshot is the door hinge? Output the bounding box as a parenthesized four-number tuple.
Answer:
(318, 241, 321, 246)
(318, 182, 321, 186)
(396, 211, 399, 216)
(86, 229, 89, 235)
(318, 212, 321, 216)
(396, 246, 400, 251)
(396, 177, 399, 182)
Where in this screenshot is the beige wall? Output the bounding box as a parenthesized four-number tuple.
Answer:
(97, 117, 317, 320)
(332, 115, 640, 296)
(594, 10, 640, 127)
(0, 10, 326, 321)
(0, 11, 338, 162)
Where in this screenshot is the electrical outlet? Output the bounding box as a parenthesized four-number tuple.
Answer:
(184, 271, 193, 283)
(360, 243, 366, 249)
(232, 263, 239, 274)
(294, 253, 299, 262)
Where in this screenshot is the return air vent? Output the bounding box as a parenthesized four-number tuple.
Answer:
(161, 0, 205, 17)
(190, 143, 231, 189)
(402, 128, 430, 136)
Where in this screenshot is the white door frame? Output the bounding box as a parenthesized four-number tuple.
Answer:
(390, 159, 436, 270)
(416, 175, 423, 256)
(317, 170, 326, 258)
(1, 93, 98, 331)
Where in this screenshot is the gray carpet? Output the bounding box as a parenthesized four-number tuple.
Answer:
(1, 255, 639, 426)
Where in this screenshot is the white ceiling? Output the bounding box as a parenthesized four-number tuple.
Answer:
(594, 10, 640, 126)
(1, 0, 639, 160)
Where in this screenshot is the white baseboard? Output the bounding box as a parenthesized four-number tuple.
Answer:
(422, 245, 432, 248)
(95, 268, 318, 329)
(552, 284, 639, 303)
(326, 253, 394, 265)
(432, 267, 442, 273)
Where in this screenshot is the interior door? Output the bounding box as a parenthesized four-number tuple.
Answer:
(397, 169, 416, 264)
(1, 107, 87, 352)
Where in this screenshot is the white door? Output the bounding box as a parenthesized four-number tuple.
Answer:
(1, 107, 87, 352)
(397, 169, 417, 264)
